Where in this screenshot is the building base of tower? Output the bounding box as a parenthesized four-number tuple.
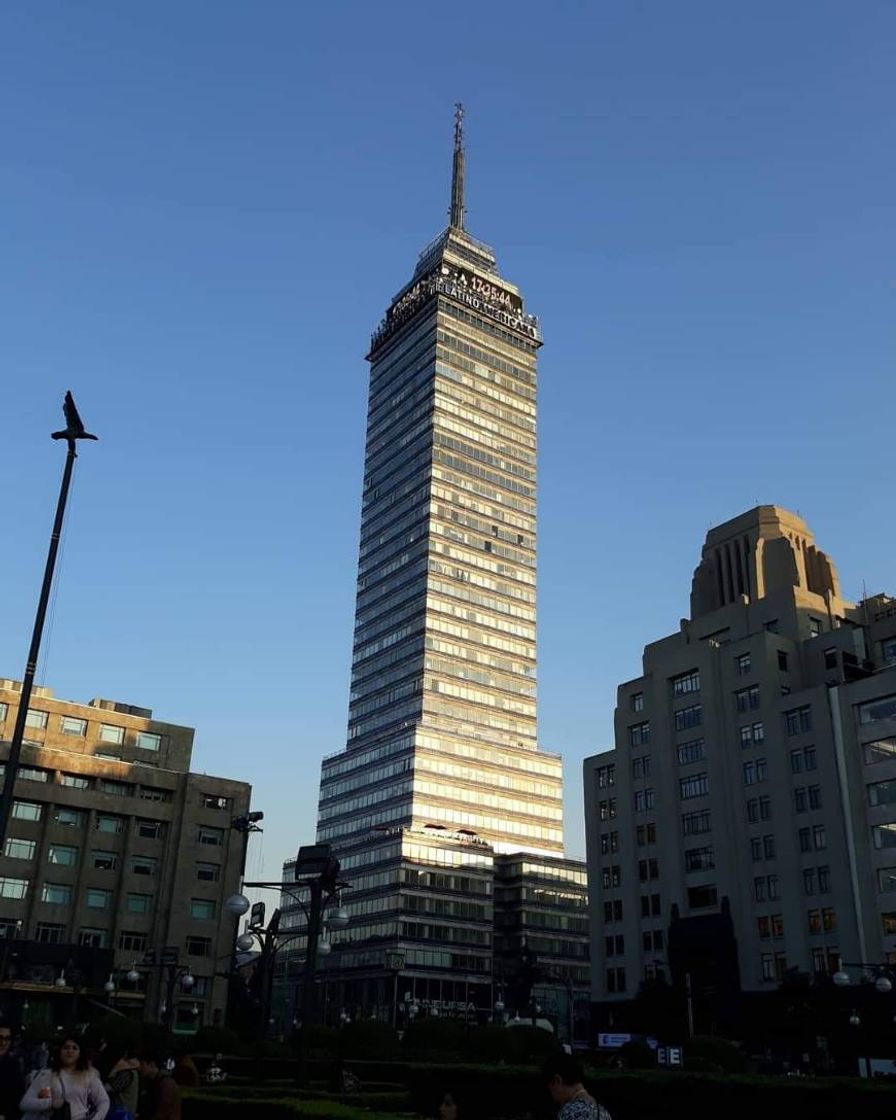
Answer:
(273, 829, 590, 1044)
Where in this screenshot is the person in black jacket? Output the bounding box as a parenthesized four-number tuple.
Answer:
(0, 1026, 25, 1120)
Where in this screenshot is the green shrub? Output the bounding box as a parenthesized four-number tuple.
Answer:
(682, 1035, 747, 1074)
(401, 1017, 467, 1055)
(183, 1093, 410, 1120)
(337, 1019, 401, 1060)
(192, 1026, 242, 1056)
(617, 1040, 657, 1070)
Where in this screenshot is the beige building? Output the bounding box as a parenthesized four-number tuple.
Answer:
(0, 680, 251, 1031)
(585, 506, 896, 1003)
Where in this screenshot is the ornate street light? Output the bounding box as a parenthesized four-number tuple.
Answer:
(849, 1011, 861, 1027)
(104, 976, 116, 994)
(875, 975, 893, 994)
(236, 933, 255, 952)
(833, 971, 851, 988)
(326, 905, 349, 930)
(225, 894, 251, 917)
(317, 939, 332, 956)
(126, 966, 141, 984)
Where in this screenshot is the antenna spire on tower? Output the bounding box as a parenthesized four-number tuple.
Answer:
(450, 102, 465, 230)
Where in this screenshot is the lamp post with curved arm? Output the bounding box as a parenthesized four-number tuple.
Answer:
(230, 843, 349, 1084)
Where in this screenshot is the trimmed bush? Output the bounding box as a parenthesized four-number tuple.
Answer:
(183, 1093, 410, 1120)
(682, 1035, 747, 1074)
(337, 1020, 401, 1060)
(617, 1040, 656, 1070)
(192, 1026, 242, 1056)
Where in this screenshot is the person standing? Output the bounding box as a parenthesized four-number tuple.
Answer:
(134, 1052, 180, 1120)
(20, 1037, 108, 1120)
(97, 1045, 139, 1120)
(542, 1053, 612, 1120)
(0, 1026, 25, 1120)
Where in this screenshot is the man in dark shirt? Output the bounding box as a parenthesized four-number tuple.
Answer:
(135, 1051, 181, 1120)
(0, 1026, 25, 1120)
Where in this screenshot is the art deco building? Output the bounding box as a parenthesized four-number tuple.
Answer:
(584, 506, 896, 1019)
(279, 110, 570, 1020)
(0, 680, 251, 1032)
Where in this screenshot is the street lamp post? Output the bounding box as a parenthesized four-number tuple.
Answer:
(128, 950, 194, 1032)
(235, 843, 349, 1085)
(832, 962, 896, 1069)
(0, 393, 97, 851)
(55, 963, 87, 1027)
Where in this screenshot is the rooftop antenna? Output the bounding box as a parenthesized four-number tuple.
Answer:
(449, 102, 465, 231)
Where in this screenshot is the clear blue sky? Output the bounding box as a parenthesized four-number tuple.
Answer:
(1, 2, 893, 878)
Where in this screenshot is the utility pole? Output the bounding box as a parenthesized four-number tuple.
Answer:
(0, 393, 96, 849)
(685, 972, 695, 1038)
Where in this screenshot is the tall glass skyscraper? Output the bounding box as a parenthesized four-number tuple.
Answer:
(281, 110, 567, 1018)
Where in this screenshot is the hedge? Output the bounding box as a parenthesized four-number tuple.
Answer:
(183, 1093, 412, 1120)
(185, 1062, 896, 1120)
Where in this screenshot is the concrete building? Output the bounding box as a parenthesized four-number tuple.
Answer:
(0, 679, 251, 1032)
(278, 109, 587, 1026)
(584, 506, 896, 1013)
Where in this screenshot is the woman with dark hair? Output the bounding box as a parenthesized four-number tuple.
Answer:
(20, 1037, 109, 1120)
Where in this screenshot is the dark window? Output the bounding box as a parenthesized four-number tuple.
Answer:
(597, 765, 616, 788)
(785, 705, 813, 736)
(735, 686, 760, 713)
(674, 705, 703, 731)
(672, 670, 701, 697)
(684, 846, 714, 872)
(679, 772, 709, 800)
(633, 789, 655, 812)
(688, 885, 718, 909)
(682, 811, 711, 835)
(35, 922, 66, 944)
(677, 738, 705, 765)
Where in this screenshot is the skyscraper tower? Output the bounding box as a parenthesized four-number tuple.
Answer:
(283, 109, 566, 1017)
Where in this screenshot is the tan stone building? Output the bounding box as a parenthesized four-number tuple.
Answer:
(0, 680, 251, 1032)
(585, 506, 896, 1007)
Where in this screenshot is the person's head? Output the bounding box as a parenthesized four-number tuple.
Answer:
(542, 1053, 585, 1103)
(0, 1026, 13, 1055)
(51, 1036, 89, 1073)
(134, 1049, 163, 1079)
(438, 1090, 462, 1120)
(95, 1042, 129, 1079)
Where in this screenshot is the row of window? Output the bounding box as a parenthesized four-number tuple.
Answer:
(0, 766, 231, 813)
(627, 701, 817, 748)
(2, 922, 215, 959)
(626, 686, 895, 745)
(606, 931, 666, 958)
(0, 706, 163, 750)
(0, 769, 172, 801)
(2, 838, 221, 881)
(4, 804, 226, 846)
(0, 877, 218, 920)
(601, 844, 833, 892)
